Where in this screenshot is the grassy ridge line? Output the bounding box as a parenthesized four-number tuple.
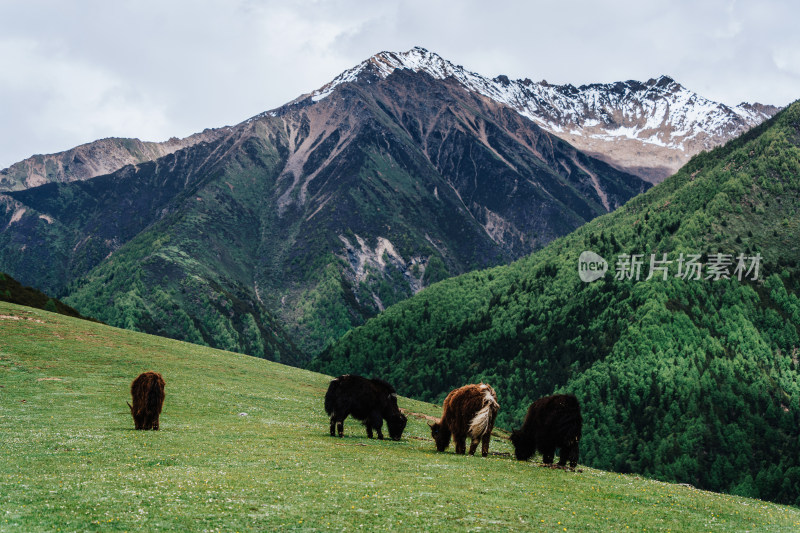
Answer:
(0, 271, 96, 322)
(0, 301, 798, 532)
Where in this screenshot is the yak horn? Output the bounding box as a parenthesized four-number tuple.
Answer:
(126, 401, 133, 410)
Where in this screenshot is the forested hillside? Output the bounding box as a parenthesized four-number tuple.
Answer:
(310, 101, 800, 505)
(0, 271, 96, 321)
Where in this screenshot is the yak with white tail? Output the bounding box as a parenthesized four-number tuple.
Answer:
(430, 383, 499, 457)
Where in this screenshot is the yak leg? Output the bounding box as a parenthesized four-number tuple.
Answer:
(133, 412, 144, 430)
(557, 447, 568, 467)
(481, 421, 495, 457)
(542, 447, 555, 464)
(468, 437, 479, 456)
(330, 416, 337, 437)
(454, 435, 467, 455)
(567, 442, 580, 468)
(152, 417, 159, 431)
(334, 410, 347, 438)
(368, 413, 384, 440)
(481, 432, 492, 457)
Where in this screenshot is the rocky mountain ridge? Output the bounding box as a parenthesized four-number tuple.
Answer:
(301, 47, 779, 182)
(2, 47, 776, 191)
(0, 129, 227, 191)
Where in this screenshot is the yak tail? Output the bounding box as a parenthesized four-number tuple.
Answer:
(468, 386, 499, 438)
(324, 378, 339, 415)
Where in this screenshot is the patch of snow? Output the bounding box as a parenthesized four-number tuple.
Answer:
(294, 47, 776, 175)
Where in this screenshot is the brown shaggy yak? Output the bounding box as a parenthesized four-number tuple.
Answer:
(127, 371, 165, 430)
(430, 383, 499, 456)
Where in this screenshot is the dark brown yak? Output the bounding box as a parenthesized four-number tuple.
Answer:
(324, 374, 407, 440)
(430, 383, 499, 456)
(127, 371, 165, 430)
(510, 393, 582, 468)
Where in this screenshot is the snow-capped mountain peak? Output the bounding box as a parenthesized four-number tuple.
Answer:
(307, 47, 779, 182)
(310, 47, 463, 101)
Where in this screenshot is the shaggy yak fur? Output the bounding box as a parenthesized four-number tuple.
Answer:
(127, 371, 165, 430)
(324, 374, 407, 440)
(510, 393, 582, 468)
(430, 383, 499, 457)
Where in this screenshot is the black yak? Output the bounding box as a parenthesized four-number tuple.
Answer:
(510, 393, 582, 468)
(324, 374, 407, 440)
(127, 371, 165, 430)
(430, 383, 499, 457)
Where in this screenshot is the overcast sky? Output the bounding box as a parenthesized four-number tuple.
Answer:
(1, 0, 798, 169)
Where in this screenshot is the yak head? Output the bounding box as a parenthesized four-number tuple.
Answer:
(429, 421, 451, 452)
(382, 392, 407, 440)
(387, 412, 408, 441)
(510, 429, 536, 461)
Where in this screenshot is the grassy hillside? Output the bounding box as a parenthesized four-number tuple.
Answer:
(1, 301, 798, 531)
(310, 101, 800, 505)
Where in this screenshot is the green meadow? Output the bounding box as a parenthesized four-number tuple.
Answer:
(1, 301, 798, 531)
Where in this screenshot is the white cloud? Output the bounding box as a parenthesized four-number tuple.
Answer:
(774, 47, 800, 76)
(0, 37, 168, 162)
(0, 0, 798, 169)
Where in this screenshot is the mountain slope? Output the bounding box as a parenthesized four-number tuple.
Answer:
(3, 300, 800, 531)
(0, 56, 648, 359)
(310, 101, 800, 505)
(0, 122, 305, 365)
(308, 47, 778, 182)
(0, 130, 226, 192)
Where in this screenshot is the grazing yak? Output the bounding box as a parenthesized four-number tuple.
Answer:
(430, 383, 499, 457)
(128, 371, 165, 430)
(510, 393, 582, 468)
(325, 374, 407, 440)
